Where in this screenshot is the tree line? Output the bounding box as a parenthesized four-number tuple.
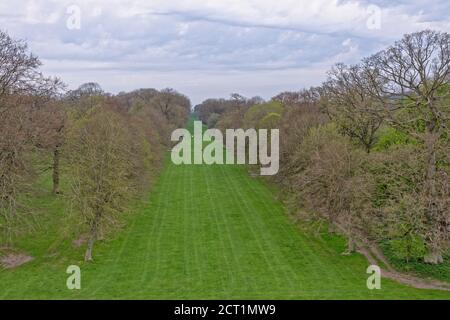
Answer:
(0, 30, 191, 260)
(195, 30, 450, 265)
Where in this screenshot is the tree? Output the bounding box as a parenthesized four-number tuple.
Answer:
(152, 88, 191, 126)
(230, 93, 247, 103)
(153, 88, 175, 118)
(33, 101, 68, 194)
(206, 113, 221, 128)
(243, 101, 284, 129)
(67, 82, 104, 99)
(66, 108, 135, 261)
(0, 30, 63, 103)
(0, 30, 40, 99)
(272, 88, 319, 108)
(0, 97, 33, 243)
(321, 63, 384, 153)
(0, 30, 64, 243)
(363, 30, 450, 263)
(248, 96, 265, 105)
(65, 82, 106, 117)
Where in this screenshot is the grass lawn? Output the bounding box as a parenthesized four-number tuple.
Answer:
(0, 148, 449, 299)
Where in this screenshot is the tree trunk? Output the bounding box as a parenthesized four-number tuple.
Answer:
(424, 251, 444, 264)
(347, 238, 356, 253)
(85, 219, 99, 262)
(85, 236, 95, 262)
(423, 130, 443, 264)
(425, 133, 437, 198)
(52, 146, 61, 194)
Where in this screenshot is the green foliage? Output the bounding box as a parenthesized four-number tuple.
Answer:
(283, 119, 449, 272)
(368, 145, 422, 208)
(381, 242, 450, 283)
(244, 101, 284, 128)
(389, 235, 427, 262)
(259, 112, 282, 129)
(373, 127, 417, 151)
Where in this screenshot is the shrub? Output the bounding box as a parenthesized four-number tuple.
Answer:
(389, 234, 427, 262)
(288, 123, 373, 251)
(368, 145, 450, 263)
(275, 105, 327, 185)
(373, 127, 417, 151)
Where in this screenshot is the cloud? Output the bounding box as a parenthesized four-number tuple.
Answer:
(0, 0, 449, 104)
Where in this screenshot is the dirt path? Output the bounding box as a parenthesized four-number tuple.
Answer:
(358, 246, 450, 292)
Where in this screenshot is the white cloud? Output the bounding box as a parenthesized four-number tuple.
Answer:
(0, 0, 449, 104)
(25, 0, 60, 24)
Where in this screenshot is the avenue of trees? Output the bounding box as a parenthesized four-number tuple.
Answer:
(195, 30, 449, 265)
(0, 30, 190, 260)
(1, 28, 448, 268)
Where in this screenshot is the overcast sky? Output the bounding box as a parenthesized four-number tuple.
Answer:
(1, 0, 449, 105)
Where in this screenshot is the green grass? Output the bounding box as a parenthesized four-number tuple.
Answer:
(1, 158, 449, 299)
(1, 116, 449, 300)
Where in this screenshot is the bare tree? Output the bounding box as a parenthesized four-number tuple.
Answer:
(152, 88, 176, 119)
(33, 102, 68, 194)
(363, 30, 450, 263)
(0, 31, 40, 99)
(66, 108, 135, 261)
(0, 97, 33, 243)
(272, 91, 302, 106)
(67, 82, 104, 99)
(272, 88, 319, 108)
(151, 88, 191, 126)
(65, 82, 106, 117)
(248, 96, 265, 105)
(0, 30, 64, 243)
(0, 30, 63, 102)
(230, 93, 247, 104)
(321, 63, 384, 153)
